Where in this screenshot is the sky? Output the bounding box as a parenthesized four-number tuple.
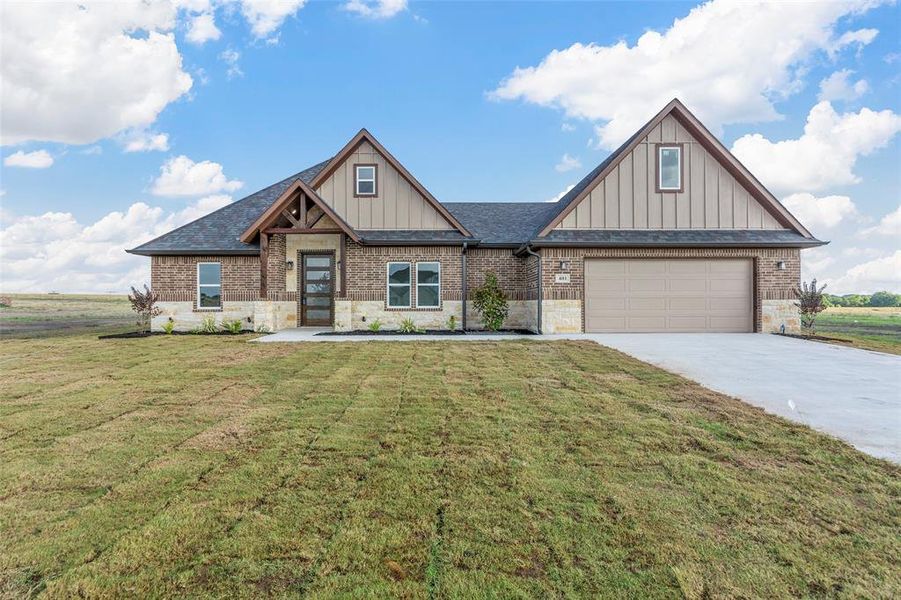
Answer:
(0, 0, 899, 295)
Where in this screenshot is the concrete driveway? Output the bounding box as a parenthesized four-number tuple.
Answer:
(590, 333, 901, 463)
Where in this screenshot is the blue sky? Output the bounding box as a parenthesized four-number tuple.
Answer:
(1, 0, 899, 293)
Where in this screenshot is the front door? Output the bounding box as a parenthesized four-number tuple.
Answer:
(300, 253, 334, 326)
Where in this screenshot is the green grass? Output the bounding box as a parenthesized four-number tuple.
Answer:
(1, 334, 898, 598)
(0, 294, 133, 338)
(813, 307, 901, 355)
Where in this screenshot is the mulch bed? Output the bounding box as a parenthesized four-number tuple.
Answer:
(99, 331, 255, 339)
(317, 329, 535, 336)
(774, 332, 854, 344)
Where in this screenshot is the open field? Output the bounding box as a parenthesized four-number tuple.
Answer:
(0, 294, 133, 338)
(1, 334, 898, 598)
(815, 307, 901, 355)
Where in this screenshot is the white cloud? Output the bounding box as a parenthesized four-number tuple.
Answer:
(239, 0, 306, 39)
(121, 130, 170, 153)
(561, 123, 576, 132)
(842, 246, 882, 258)
(186, 12, 221, 44)
(0, 1, 192, 145)
(818, 69, 868, 102)
(830, 28, 879, 56)
(781, 193, 857, 231)
(343, 0, 407, 19)
(555, 153, 582, 173)
(861, 205, 901, 236)
(219, 48, 243, 79)
(731, 102, 901, 194)
(547, 184, 575, 203)
(824, 251, 901, 294)
(0, 196, 233, 293)
(802, 247, 835, 274)
(489, 0, 883, 150)
(151, 155, 244, 197)
(81, 145, 103, 156)
(3, 149, 53, 169)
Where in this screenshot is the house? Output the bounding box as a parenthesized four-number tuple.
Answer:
(128, 99, 825, 334)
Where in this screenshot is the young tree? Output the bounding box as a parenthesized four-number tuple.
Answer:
(128, 285, 161, 334)
(794, 279, 827, 333)
(471, 272, 509, 331)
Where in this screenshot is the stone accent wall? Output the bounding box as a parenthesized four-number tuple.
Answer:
(762, 299, 800, 333)
(537, 247, 801, 332)
(152, 300, 295, 332)
(151, 255, 260, 305)
(286, 233, 343, 294)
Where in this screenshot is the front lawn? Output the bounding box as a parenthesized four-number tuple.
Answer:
(813, 307, 901, 355)
(1, 335, 898, 597)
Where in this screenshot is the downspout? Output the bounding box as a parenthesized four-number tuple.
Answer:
(461, 241, 468, 331)
(524, 245, 542, 334)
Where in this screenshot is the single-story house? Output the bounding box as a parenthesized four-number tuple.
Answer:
(128, 99, 825, 334)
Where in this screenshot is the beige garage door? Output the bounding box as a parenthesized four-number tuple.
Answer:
(584, 259, 753, 332)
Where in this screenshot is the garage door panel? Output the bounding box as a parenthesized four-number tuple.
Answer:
(585, 258, 752, 333)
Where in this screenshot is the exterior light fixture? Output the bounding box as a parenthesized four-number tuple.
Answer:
(776, 260, 786, 270)
(286, 260, 294, 271)
(559, 260, 571, 270)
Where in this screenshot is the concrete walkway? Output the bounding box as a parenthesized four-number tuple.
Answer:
(255, 329, 900, 463)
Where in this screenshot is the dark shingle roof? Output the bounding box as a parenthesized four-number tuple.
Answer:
(359, 230, 472, 244)
(443, 202, 558, 245)
(534, 229, 824, 247)
(127, 160, 330, 255)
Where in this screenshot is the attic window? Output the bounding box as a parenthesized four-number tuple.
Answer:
(657, 145, 682, 192)
(355, 164, 377, 196)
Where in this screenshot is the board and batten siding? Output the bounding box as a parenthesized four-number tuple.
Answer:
(315, 140, 453, 230)
(557, 115, 784, 230)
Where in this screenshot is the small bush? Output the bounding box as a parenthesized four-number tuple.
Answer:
(221, 319, 243, 334)
(794, 279, 827, 333)
(446, 315, 457, 331)
(255, 324, 272, 334)
(199, 316, 218, 334)
(472, 272, 508, 331)
(161, 319, 175, 334)
(0, 296, 11, 308)
(128, 284, 161, 334)
(368, 318, 382, 332)
(399, 317, 421, 334)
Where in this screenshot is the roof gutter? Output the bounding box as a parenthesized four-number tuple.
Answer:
(525, 239, 828, 249)
(523, 245, 542, 334)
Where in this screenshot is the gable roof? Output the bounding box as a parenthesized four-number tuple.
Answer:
(127, 160, 329, 256)
(239, 177, 361, 243)
(310, 128, 472, 237)
(534, 99, 814, 238)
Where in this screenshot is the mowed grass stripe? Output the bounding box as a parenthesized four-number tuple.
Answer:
(0, 336, 898, 598)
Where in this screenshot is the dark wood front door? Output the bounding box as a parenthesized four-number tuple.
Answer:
(300, 253, 334, 326)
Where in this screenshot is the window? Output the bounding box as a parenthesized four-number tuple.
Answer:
(416, 262, 440, 308)
(197, 262, 221, 309)
(355, 164, 377, 196)
(387, 262, 411, 308)
(657, 145, 682, 191)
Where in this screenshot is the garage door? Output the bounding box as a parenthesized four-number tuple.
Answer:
(584, 259, 753, 332)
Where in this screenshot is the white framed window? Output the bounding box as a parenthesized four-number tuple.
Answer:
(386, 262, 411, 308)
(657, 145, 682, 192)
(416, 262, 440, 308)
(197, 262, 221, 309)
(355, 164, 377, 196)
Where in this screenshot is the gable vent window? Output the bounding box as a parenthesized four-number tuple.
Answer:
(197, 262, 222, 309)
(355, 164, 377, 196)
(657, 145, 682, 192)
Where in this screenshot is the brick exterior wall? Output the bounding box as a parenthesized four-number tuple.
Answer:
(537, 247, 801, 331)
(343, 241, 464, 308)
(465, 247, 533, 300)
(151, 255, 260, 308)
(267, 234, 287, 296)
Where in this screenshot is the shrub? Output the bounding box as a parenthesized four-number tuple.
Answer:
(199, 316, 218, 334)
(367, 318, 382, 332)
(255, 324, 272, 334)
(161, 319, 175, 335)
(0, 296, 11, 308)
(221, 319, 243, 334)
(794, 279, 827, 333)
(472, 272, 508, 331)
(128, 285, 161, 334)
(446, 314, 457, 331)
(399, 317, 421, 333)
